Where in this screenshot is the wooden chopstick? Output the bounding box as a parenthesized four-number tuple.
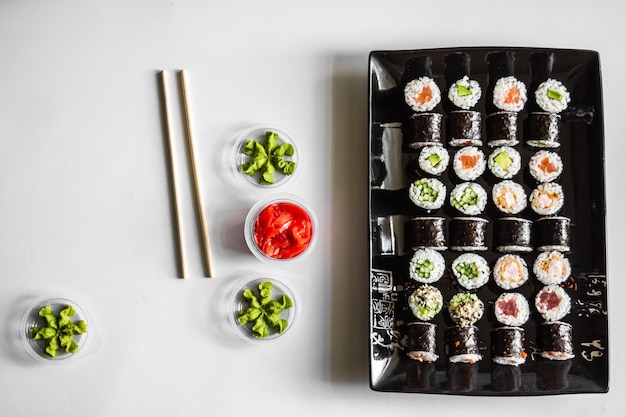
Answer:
(160, 71, 186, 278)
(179, 69, 214, 278)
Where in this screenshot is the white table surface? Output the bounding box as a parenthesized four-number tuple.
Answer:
(0, 1, 623, 415)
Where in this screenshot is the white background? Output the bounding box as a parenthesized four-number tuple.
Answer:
(0, 0, 622, 415)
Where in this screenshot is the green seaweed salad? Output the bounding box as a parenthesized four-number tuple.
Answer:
(30, 304, 88, 358)
(237, 281, 293, 339)
(240, 131, 297, 185)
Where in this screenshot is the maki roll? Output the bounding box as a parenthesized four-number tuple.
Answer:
(492, 180, 527, 215)
(409, 248, 446, 283)
(493, 292, 530, 327)
(417, 146, 449, 176)
(530, 183, 564, 215)
(492, 76, 527, 112)
(488, 146, 521, 179)
(448, 110, 482, 147)
(534, 251, 571, 285)
(452, 146, 486, 181)
(491, 327, 527, 366)
(535, 284, 571, 322)
(404, 77, 442, 112)
(493, 217, 533, 253)
(409, 178, 446, 211)
(535, 78, 571, 114)
(448, 76, 482, 110)
(406, 113, 444, 149)
(537, 321, 575, 360)
(448, 293, 484, 327)
(493, 254, 529, 290)
(405, 216, 447, 251)
(408, 284, 444, 321)
(449, 182, 488, 215)
(445, 325, 482, 364)
(407, 322, 439, 362)
(527, 112, 561, 148)
(535, 216, 570, 252)
(529, 150, 563, 183)
(449, 217, 488, 251)
(452, 253, 490, 290)
(486, 111, 519, 147)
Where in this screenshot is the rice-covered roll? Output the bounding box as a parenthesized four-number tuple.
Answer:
(537, 321, 575, 360)
(452, 253, 490, 290)
(535, 216, 570, 252)
(409, 178, 446, 211)
(448, 76, 482, 110)
(448, 293, 484, 327)
(449, 182, 487, 215)
(491, 327, 527, 366)
(494, 292, 530, 327)
(535, 78, 571, 114)
(493, 254, 529, 290)
(529, 150, 563, 183)
(407, 322, 439, 362)
(533, 251, 571, 285)
(452, 146, 486, 181)
(408, 284, 444, 321)
(530, 183, 564, 215)
(404, 77, 442, 112)
(405, 216, 447, 251)
(493, 217, 533, 253)
(488, 146, 521, 179)
(418, 146, 449, 176)
(535, 284, 571, 322)
(409, 248, 446, 283)
(407, 113, 444, 149)
(445, 325, 482, 364)
(486, 111, 519, 147)
(492, 180, 527, 214)
(448, 110, 482, 147)
(493, 76, 527, 112)
(449, 217, 488, 252)
(527, 112, 561, 148)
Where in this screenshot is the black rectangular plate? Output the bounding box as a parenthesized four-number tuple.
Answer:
(368, 47, 608, 395)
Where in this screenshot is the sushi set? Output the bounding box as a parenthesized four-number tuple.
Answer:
(368, 47, 607, 394)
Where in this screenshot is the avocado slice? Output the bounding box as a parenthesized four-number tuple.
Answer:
(494, 151, 513, 170)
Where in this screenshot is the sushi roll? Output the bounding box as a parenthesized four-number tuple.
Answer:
(448, 76, 482, 110)
(492, 76, 527, 112)
(418, 146, 449, 176)
(533, 251, 571, 285)
(449, 182, 488, 215)
(452, 253, 490, 290)
(448, 110, 482, 147)
(493, 254, 529, 290)
(535, 78, 571, 114)
(486, 111, 519, 147)
(404, 77, 442, 113)
(405, 216, 447, 251)
(449, 217, 488, 252)
(493, 292, 530, 327)
(492, 180, 527, 215)
(409, 178, 446, 211)
(409, 248, 446, 283)
(530, 183, 564, 215)
(535, 284, 571, 322)
(408, 284, 444, 321)
(529, 150, 563, 183)
(491, 327, 527, 366)
(535, 216, 570, 252)
(537, 321, 575, 360)
(493, 217, 533, 253)
(445, 325, 482, 364)
(448, 293, 484, 327)
(406, 112, 444, 149)
(407, 322, 439, 362)
(527, 112, 561, 148)
(488, 146, 521, 179)
(452, 146, 486, 181)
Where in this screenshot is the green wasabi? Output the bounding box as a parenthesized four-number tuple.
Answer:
(240, 131, 297, 185)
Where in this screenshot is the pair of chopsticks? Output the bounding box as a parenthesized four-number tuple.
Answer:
(160, 70, 214, 278)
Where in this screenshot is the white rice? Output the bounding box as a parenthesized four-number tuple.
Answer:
(535, 78, 571, 114)
(493, 76, 527, 112)
(408, 284, 443, 321)
(533, 251, 571, 285)
(493, 254, 529, 290)
(529, 150, 563, 183)
(452, 253, 490, 290)
(535, 284, 571, 322)
(448, 76, 482, 110)
(449, 182, 487, 215)
(452, 146, 486, 181)
(488, 146, 521, 179)
(530, 182, 564, 215)
(409, 178, 446, 211)
(494, 293, 530, 327)
(492, 180, 527, 214)
(418, 146, 449, 176)
(404, 77, 442, 112)
(409, 248, 446, 283)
